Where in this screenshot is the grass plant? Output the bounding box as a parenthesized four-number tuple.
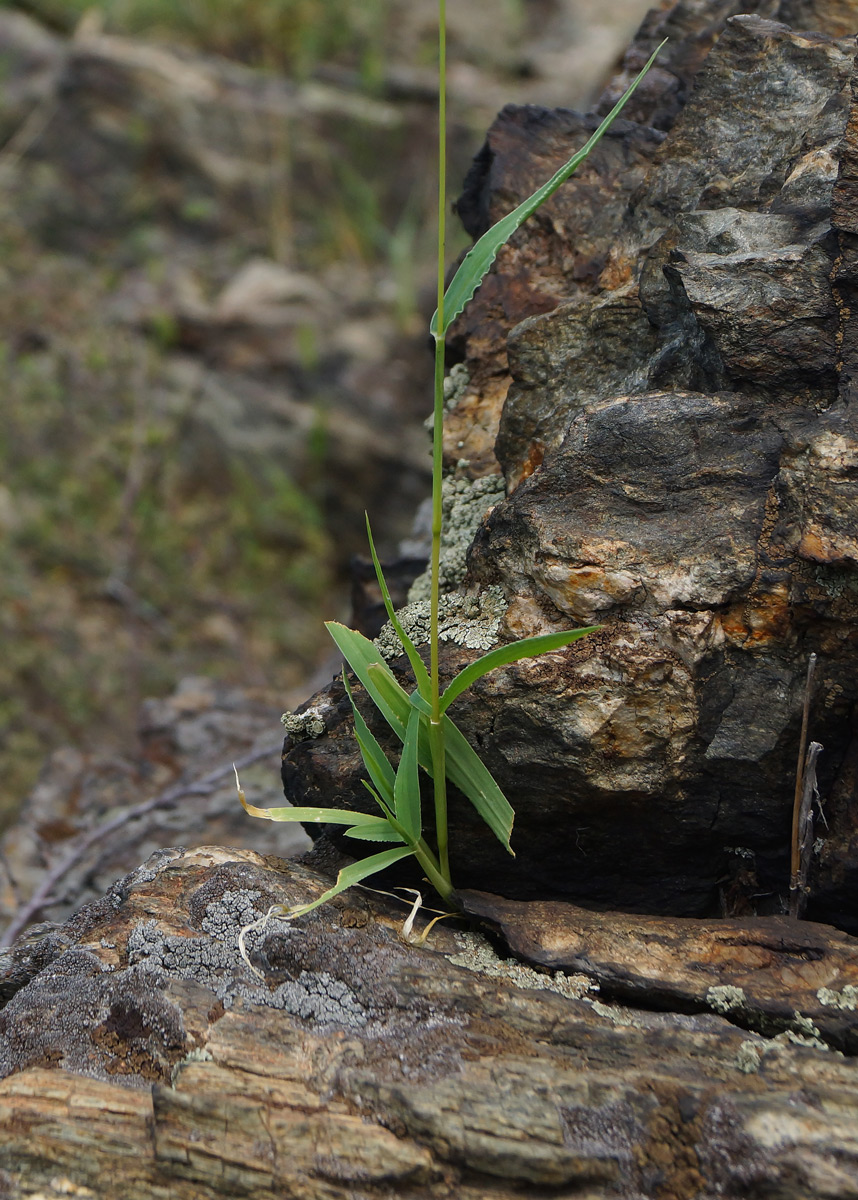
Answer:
(239, 8, 664, 918)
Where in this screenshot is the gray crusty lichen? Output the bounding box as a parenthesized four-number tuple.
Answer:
(375, 585, 507, 658)
(817, 984, 858, 1010)
(281, 705, 328, 739)
(706, 984, 746, 1015)
(408, 473, 506, 603)
(127, 889, 367, 1029)
(376, 469, 508, 658)
(449, 931, 596, 1001)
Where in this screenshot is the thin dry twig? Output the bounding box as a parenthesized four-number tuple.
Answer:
(1, 740, 281, 948)
(789, 653, 816, 915)
(789, 741, 823, 920)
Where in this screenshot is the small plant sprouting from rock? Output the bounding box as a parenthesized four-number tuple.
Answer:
(237, 6, 665, 918)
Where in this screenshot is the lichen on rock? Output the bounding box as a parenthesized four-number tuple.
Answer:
(374, 584, 507, 658)
(280, 707, 328, 739)
(407, 473, 506, 603)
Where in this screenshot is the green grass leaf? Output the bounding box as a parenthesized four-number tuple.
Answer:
(285, 846, 417, 919)
(345, 818, 407, 842)
(342, 670, 396, 807)
(430, 39, 666, 338)
(365, 515, 432, 699)
(326, 622, 410, 738)
(440, 626, 600, 712)
(367, 661, 414, 731)
(440, 713, 515, 853)
(394, 706, 422, 841)
(327, 625, 514, 852)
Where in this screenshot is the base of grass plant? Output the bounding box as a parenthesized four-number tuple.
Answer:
(237, 591, 599, 919)
(237, 872, 459, 977)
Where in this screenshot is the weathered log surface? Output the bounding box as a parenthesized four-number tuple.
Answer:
(458, 889, 858, 1051)
(283, 0, 858, 928)
(2, 845, 858, 1200)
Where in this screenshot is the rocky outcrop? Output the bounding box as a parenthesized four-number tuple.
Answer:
(282, 1, 858, 929)
(2, 845, 858, 1199)
(4, 5, 858, 1196)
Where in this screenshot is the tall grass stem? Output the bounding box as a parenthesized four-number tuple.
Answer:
(429, 0, 451, 883)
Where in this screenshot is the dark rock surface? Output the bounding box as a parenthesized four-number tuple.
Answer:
(459, 889, 858, 1051)
(2, 846, 858, 1199)
(282, 2, 858, 929)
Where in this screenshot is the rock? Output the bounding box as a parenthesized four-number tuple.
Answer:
(446, 0, 858, 477)
(281, 3, 858, 927)
(2, 845, 858, 1199)
(458, 889, 858, 1052)
(0, 676, 311, 946)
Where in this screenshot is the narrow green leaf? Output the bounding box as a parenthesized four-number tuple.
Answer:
(441, 714, 515, 854)
(285, 846, 417, 919)
(406, 687, 513, 851)
(326, 622, 410, 738)
(408, 689, 432, 717)
(365, 515, 432, 700)
(365, 660, 412, 735)
(440, 626, 600, 712)
(361, 779, 394, 821)
(342, 670, 396, 806)
(328, 627, 514, 851)
(430, 40, 666, 338)
(345, 819, 406, 843)
(394, 707, 422, 841)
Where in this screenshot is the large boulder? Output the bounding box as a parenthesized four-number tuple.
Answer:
(282, 1, 858, 928)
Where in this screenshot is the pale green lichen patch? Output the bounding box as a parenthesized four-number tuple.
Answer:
(448, 930, 597, 1001)
(375, 585, 507, 658)
(775, 1011, 829, 1051)
(443, 363, 470, 409)
(706, 984, 746, 1014)
(171, 1045, 213, 1086)
(408, 474, 506, 603)
(281, 706, 328, 739)
(736, 1040, 763, 1073)
(817, 984, 858, 1010)
(423, 364, 470, 430)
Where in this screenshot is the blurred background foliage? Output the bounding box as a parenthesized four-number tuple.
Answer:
(0, 0, 647, 820)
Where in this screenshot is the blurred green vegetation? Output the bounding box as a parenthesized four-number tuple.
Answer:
(0, 0, 529, 819)
(0, 216, 334, 813)
(10, 0, 393, 80)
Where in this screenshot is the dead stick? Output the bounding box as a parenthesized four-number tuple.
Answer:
(789, 741, 822, 920)
(1, 740, 282, 948)
(789, 653, 817, 911)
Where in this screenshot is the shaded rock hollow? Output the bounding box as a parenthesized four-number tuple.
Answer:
(283, 1, 858, 929)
